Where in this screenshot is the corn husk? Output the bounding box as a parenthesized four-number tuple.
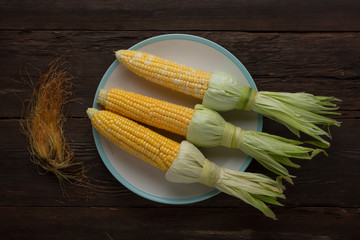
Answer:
(165, 141, 285, 219)
(186, 105, 322, 182)
(202, 71, 341, 148)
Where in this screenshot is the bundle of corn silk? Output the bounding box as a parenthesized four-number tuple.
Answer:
(21, 58, 90, 193)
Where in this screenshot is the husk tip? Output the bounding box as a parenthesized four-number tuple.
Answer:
(311, 148, 327, 158)
(284, 176, 294, 185)
(332, 97, 342, 102)
(265, 209, 278, 220)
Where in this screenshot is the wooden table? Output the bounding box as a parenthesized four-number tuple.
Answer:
(1, 1, 359, 239)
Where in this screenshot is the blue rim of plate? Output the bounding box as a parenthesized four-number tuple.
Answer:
(92, 33, 263, 204)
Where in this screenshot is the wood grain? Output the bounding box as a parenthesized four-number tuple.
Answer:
(1, 75, 357, 119)
(1, 1, 359, 239)
(1, 207, 359, 239)
(1, 118, 359, 208)
(1, 0, 359, 31)
(1, 31, 359, 79)
(1, 31, 359, 118)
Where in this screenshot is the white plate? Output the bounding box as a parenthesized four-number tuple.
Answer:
(92, 34, 262, 204)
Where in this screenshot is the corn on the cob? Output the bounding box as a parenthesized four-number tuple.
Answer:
(116, 50, 341, 148)
(98, 88, 194, 136)
(87, 108, 177, 172)
(117, 50, 211, 99)
(87, 108, 285, 219)
(97, 88, 323, 182)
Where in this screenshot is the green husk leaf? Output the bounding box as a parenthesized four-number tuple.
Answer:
(186, 105, 322, 180)
(166, 141, 286, 219)
(253, 92, 340, 148)
(262, 92, 341, 114)
(202, 71, 341, 147)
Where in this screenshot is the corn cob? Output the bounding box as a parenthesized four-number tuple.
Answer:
(98, 88, 194, 136)
(116, 50, 341, 148)
(87, 108, 285, 219)
(117, 50, 211, 99)
(97, 88, 323, 182)
(87, 108, 177, 172)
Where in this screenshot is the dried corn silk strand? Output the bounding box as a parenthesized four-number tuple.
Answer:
(21, 57, 90, 196)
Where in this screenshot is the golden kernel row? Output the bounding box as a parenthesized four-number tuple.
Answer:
(103, 88, 195, 136)
(119, 50, 211, 99)
(91, 110, 180, 172)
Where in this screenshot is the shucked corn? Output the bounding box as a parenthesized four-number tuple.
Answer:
(117, 50, 211, 99)
(98, 88, 194, 136)
(97, 88, 322, 182)
(116, 49, 341, 148)
(87, 108, 286, 219)
(87, 108, 178, 172)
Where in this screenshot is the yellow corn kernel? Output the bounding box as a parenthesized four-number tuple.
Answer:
(98, 89, 195, 136)
(87, 108, 180, 172)
(116, 50, 211, 99)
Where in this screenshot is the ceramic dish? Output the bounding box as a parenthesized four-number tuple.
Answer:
(92, 34, 262, 204)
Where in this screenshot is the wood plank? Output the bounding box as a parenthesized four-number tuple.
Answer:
(1, 206, 359, 239)
(1, 76, 357, 119)
(1, 1, 358, 239)
(1, 118, 359, 207)
(1, 0, 359, 31)
(1, 31, 359, 79)
(1, 31, 359, 118)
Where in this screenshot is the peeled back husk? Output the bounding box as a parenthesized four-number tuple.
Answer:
(165, 141, 286, 220)
(186, 104, 322, 182)
(202, 71, 341, 148)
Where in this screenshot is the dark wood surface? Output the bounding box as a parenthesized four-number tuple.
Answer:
(1, 1, 359, 239)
